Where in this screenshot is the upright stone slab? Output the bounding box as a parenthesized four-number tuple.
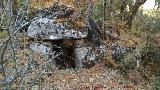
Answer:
(74, 40, 96, 69)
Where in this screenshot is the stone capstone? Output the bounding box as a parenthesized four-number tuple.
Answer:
(27, 18, 88, 40)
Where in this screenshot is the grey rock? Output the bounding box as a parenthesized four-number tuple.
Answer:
(112, 43, 128, 56)
(29, 42, 51, 55)
(111, 43, 134, 60)
(74, 45, 96, 69)
(27, 18, 88, 40)
(34, 4, 74, 18)
(5, 76, 15, 83)
(97, 44, 107, 54)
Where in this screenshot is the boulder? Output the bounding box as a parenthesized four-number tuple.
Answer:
(111, 43, 135, 60)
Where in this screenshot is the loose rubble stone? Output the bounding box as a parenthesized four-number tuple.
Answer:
(112, 43, 128, 56)
(111, 43, 135, 60)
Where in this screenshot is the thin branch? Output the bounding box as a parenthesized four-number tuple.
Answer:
(102, 0, 106, 39)
(10, 39, 18, 73)
(0, 37, 10, 77)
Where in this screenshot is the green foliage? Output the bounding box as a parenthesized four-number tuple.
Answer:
(152, 76, 160, 90)
(156, 0, 160, 4)
(131, 9, 160, 37)
(136, 10, 160, 61)
(141, 42, 160, 62)
(120, 53, 136, 69)
(17, 0, 28, 6)
(93, 1, 103, 22)
(0, 31, 8, 39)
(130, 10, 146, 36)
(122, 9, 160, 76)
(147, 10, 160, 33)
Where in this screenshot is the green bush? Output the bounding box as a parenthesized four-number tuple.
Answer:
(152, 76, 160, 90)
(141, 42, 160, 62)
(0, 31, 8, 39)
(93, 1, 103, 22)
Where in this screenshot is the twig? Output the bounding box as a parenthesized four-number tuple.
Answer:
(103, 0, 106, 30)
(0, 37, 10, 77)
(12, 17, 40, 36)
(18, 66, 30, 85)
(10, 39, 18, 73)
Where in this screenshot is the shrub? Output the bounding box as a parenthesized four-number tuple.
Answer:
(152, 76, 160, 90)
(93, 1, 103, 22)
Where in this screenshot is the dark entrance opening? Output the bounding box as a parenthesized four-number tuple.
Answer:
(53, 45, 76, 69)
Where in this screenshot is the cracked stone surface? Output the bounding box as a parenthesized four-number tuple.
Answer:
(27, 18, 88, 40)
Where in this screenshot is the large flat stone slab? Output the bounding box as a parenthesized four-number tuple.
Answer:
(27, 18, 88, 40)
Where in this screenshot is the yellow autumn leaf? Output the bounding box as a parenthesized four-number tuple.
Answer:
(127, 40, 135, 46)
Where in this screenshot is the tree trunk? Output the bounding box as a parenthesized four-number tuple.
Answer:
(119, 0, 128, 20)
(127, 0, 147, 28)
